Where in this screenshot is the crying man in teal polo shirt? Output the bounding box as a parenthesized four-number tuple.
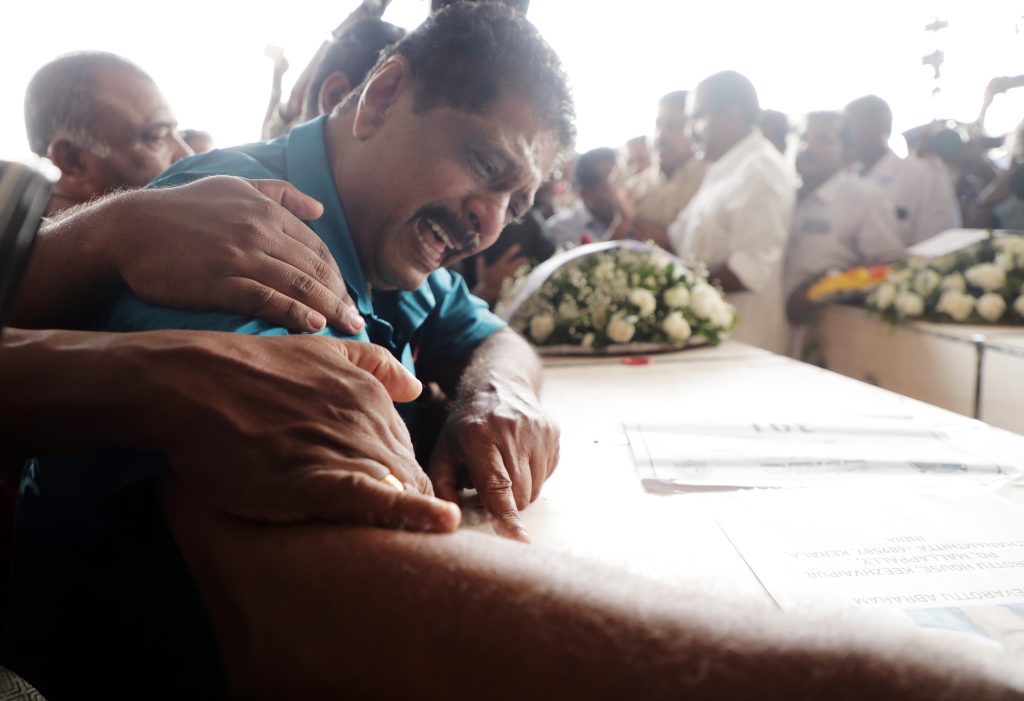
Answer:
(110, 115, 506, 430)
(8, 6, 575, 697)
(105, 4, 575, 533)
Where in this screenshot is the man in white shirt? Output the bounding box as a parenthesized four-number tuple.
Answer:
(547, 147, 633, 246)
(844, 95, 961, 247)
(785, 111, 904, 323)
(668, 71, 795, 354)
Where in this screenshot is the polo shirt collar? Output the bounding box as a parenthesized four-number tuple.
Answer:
(285, 116, 373, 317)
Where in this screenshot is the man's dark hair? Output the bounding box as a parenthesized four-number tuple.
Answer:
(306, 19, 406, 116)
(346, 2, 575, 153)
(805, 110, 843, 126)
(658, 90, 689, 111)
(760, 109, 788, 133)
(802, 110, 844, 139)
(431, 0, 530, 14)
(574, 147, 617, 190)
(844, 94, 893, 135)
(697, 70, 760, 125)
(24, 52, 151, 157)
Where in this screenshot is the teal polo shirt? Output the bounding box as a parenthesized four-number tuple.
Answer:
(5, 118, 504, 696)
(107, 115, 505, 384)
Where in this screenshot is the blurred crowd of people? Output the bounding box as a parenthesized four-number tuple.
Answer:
(22, 1, 1024, 357)
(7, 1, 1024, 698)
(464, 71, 1024, 354)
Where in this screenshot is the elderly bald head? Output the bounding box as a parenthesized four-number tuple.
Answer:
(843, 94, 893, 166)
(25, 51, 190, 212)
(25, 52, 151, 157)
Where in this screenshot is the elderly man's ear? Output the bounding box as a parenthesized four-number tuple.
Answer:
(49, 138, 90, 178)
(319, 72, 353, 117)
(353, 57, 408, 139)
(48, 138, 104, 196)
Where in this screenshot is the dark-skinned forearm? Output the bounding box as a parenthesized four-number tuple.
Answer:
(0, 328, 181, 455)
(162, 481, 1024, 701)
(453, 328, 541, 403)
(9, 194, 126, 328)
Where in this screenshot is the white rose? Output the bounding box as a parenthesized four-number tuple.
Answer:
(995, 252, 1015, 271)
(935, 290, 975, 322)
(940, 273, 966, 292)
(889, 269, 912, 285)
(529, 314, 555, 343)
(872, 282, 897, 310)
(593, 261, 615, 281)
(691, 282, 722, 319)
(708, 301, 735, 328)
(556, 298, 579, 322)
(628, 288, 658, 317)
(964, 263, 1006, 292)
(913, 268, 941, 296)
(581, 332, 595, 348)
(663, 285, 691, 309)
(661, 311, 692, 342)
(976, 293, 1007, 322)
(894, 291, 924, 318)
(995, 236, 1024, 255)
(606, 313, 636, 343)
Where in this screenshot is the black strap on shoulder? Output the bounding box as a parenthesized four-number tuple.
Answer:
(0, 161, 51, 334)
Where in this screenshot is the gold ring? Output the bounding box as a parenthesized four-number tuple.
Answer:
(380, 474, 405, 492)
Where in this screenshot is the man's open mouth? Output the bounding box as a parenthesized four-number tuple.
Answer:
(414, 213, 477, 268)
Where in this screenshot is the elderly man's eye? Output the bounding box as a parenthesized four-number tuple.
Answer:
(473, 152, 498, 178)
(144, 127, 171, 143)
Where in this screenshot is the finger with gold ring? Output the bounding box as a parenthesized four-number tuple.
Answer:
(380, 474, 405, 491)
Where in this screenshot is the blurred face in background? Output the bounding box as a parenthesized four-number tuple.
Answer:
(796, 114, 844, 191)
(842, 102, 891, 165)
(688, 84, 735, 162)
(85, 67, 192, 190)
(655, 102, 693, 176)
(580, 158, 624, 226)
(624, 137, 652, 176)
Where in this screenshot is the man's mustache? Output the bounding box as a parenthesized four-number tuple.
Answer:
(414, 205, 479, 253)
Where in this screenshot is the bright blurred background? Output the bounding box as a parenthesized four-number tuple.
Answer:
(1, 0, 1022, 168)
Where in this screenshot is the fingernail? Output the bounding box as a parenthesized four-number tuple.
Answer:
(498, 521, 530, 543)
(308, 311, 327, 330)
(350, 313, 365, 329)
(441, 502, 462, 529)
